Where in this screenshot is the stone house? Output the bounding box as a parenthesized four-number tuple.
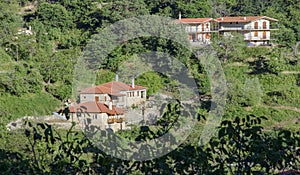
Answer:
(79, 80, 147, 108)
(69, 101, 125, 132)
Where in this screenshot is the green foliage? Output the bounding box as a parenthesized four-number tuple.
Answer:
(0, 0, 22, 46)
(0, 93, 60, 120)
(135, 72, 166, 96)
(0, 47, 12, 62)
(36, 2, 74, 31)
(0, 1, 300, 173)
(1, 113, 299, 174)
(95, 69, 115, 85)
(241, 78, 263, 106)
(213, 32, 247, 62)
(209, 114, 300, 174)
(21, 122, 91, 174)
(1, 62, 43, 96)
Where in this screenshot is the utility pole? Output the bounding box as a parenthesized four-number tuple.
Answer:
(142, 101, 146, 125)
(16, 44, 18, 62)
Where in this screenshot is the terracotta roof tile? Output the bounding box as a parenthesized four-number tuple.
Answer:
(175, 18, 214, 24)
(215, 16, 278, 22)
(80, 81, 146, 95)
(69, 101, 124, 115)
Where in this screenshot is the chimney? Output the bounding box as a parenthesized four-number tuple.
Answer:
(132, 78, 135, 88)
(179, 11, 181, 20)
(244, 16, 246, 20)
(109, 101, 112, 110)
(221, 17, 224, 21)
(115, 74, 119, 82)
(29, 26, 32, 31)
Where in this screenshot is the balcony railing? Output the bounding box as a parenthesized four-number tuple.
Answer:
(219, 26, 244, 30)
(244, 36, 271, 40)
(107, 118, 115, 124)
(219, 26, 274, 31)
(244, 26, 270, 30)
(116, 118, 125, 123)
(186, 28, 212, 33)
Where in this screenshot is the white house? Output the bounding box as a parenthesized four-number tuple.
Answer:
(176, 16, 278, 46)
(175, 17, 218, 45)
(216, 16, 278, 46)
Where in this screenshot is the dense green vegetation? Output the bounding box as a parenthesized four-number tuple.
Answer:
(0, 0, 300, 174)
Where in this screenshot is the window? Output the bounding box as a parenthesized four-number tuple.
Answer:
(254, 22, 258, 29)
(141, 91, 144, 98)
(263, 21, 267, 29)
(230, 22, 232, 24)
(236, 22, 239, 24)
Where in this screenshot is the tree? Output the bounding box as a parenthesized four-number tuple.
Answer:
(0, 0, 22, 46)
(135, 72, 166, 96)
(1, 62, 43, 96)
(213, 32, 247, 62)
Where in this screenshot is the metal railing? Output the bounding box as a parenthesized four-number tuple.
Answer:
(186, 28, 212, 32)
(244, 36, 270, 40)
(107, 118, 115, 124)
(219, 26, 274, 30)
(116, 118, 125, 123)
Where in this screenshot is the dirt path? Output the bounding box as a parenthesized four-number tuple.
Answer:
(270, 105, 300, 113)
(281, 71, 300, 74)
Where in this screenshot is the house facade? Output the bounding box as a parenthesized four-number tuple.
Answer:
(79, 80, 147, 108)
(69, 101, 125, 132)
(177, 16, 278, 46)
(216, 16, 278, 46)
(176, 17, 218, 46)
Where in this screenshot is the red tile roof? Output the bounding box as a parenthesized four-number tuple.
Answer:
(215, 16, 278, 22)
(175, 18, 214, 24)
(69, 101, 124, 115)
(80, 81, 146, 95)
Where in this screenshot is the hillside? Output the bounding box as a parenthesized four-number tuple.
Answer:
(0, 0, 299, 174)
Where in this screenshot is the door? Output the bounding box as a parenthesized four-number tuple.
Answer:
(192, 33, 196, 41)
(95, 96, 99, 101)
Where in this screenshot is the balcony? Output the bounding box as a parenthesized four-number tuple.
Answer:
(244, 26, 270, 30)
(107, 118, 115, 124)
(116, 117, 125, 123)
(219, 26, 276, 31)
(186, 28, 211, 33)
(219, 26, 244, 31)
